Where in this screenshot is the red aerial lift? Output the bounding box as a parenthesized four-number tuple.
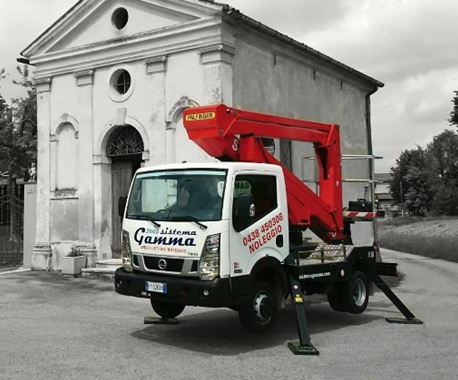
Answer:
(115, 104, 423, 356)
(184, 103, 346, 243)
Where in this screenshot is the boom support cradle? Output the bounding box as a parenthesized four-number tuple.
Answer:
(183, 104, 346, 243)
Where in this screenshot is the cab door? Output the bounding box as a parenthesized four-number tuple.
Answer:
(228, 172, 288, 282)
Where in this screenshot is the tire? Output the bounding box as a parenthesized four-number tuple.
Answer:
(150, 299, 185, 319)
(344, 271, 369, 314)
(327, 288, 348, 312)
(239, 281, 278, 334)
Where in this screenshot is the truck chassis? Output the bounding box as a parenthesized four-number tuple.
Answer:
(286, 245, 423, 355)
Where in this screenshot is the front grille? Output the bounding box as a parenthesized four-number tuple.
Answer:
(143, 256, 184, 272)
(191, 260, 198, 272)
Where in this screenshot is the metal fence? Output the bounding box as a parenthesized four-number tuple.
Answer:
(0, 184, 24, 267)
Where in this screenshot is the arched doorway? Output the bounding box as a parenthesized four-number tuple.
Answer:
(106, 125, 144, 257)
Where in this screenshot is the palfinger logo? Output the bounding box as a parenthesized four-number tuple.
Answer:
(185, 112, 215, 121)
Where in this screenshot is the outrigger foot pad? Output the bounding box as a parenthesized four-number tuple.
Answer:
(287, 342, 320, 356)
(386, 317, 423, 325)
(144, 316, 179, 325)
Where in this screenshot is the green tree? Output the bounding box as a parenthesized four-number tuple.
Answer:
(449, 90, 458, 127)
(0, 69, 14, 171)
(426, 130, 458, 215)
(11, 65, 38, 179)
(389, 146, 433, 216)
(0, 66, 37, 241)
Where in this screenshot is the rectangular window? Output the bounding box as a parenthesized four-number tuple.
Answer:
(232, 174, 277, 231)
(126, 169, 227, 222)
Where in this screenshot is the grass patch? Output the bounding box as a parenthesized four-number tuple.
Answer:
(378, 218, 458, 263)
(378, 215, 455, 227)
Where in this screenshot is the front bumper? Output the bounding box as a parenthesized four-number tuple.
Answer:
(114, 268, 243, 307)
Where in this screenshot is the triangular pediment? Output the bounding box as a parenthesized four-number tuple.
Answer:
(22, 0, 222, 57)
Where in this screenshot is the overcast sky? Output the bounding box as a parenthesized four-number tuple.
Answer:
(1, 0, 457, 172)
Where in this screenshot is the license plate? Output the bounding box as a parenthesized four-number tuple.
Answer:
(145, 281, 167, 294)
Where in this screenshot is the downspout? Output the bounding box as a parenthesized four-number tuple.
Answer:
(365, 85, 381, 252)
(365, 86, 380, 159)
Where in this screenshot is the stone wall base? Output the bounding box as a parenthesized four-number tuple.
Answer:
(31, 244, 52, 270)
(76, 244, 98, 268)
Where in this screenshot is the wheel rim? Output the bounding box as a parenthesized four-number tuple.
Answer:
(353, 278, 367, 306)
(253, 291, 273, 324)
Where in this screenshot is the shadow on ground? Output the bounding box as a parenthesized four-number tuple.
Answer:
(377, 271, 405, 289)
(131, 301, 383, 355)
(132, 271, 409, 356)
(2, 270, 409, 356)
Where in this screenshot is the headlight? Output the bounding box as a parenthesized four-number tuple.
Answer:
(199, 234, 220, 280)
(121, 230, 133, 272)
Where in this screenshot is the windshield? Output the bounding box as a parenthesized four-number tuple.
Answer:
(126, 169, 227, 222)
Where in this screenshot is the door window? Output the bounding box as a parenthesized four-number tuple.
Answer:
(232, 174, 277, 231)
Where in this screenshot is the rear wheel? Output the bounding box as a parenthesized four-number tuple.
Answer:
(344, 271, 369, 314)
(327, 271, 369, 314)
(150, 299, 185, 319)
(327, 289, 348, 312)
(239, 281, 278, 334)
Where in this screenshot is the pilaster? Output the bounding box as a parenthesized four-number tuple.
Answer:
(93, 155, 111, 260)
(32, 77, 53, 269)
(145, 55, 167, 165)
(199, 44, 235, 105)
(75, 70, 96, 259)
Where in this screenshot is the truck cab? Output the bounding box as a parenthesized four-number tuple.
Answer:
(115, 161, 291, 332)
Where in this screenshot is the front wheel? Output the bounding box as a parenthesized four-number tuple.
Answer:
(150, 299, 185, 319)
(239, 281, 278, 334)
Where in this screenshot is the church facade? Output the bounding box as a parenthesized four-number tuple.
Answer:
(20, 0, 383, 270)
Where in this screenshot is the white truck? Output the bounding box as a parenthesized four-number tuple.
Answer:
(114, 104, 422, 355)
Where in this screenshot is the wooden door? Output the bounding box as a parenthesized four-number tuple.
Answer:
(111, 162, 134, 258)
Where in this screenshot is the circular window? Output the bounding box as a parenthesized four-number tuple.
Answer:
(108, 67, 135, 102)
(112, 8, 129, 30)
(115, 70, 131, 95)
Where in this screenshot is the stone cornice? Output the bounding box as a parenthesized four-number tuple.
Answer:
(29, 17, 220, 66)
(199, 44, 235, 65)
(74, 69, 94, 87)
(22, 1, 222, 58)
(145, 55, 168, 74)
(34, 77, 52, 93)
(92, 155, 111, 165)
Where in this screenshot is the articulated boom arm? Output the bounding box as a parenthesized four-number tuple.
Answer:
(183, 104, 346, 242)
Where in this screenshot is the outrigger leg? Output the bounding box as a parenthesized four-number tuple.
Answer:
(369, 260, 423, 325)
(286, 273, 320, 355)
(144, 316, 179, 325)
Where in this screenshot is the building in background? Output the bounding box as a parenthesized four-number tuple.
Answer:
(375, 172, 401, 217)
(19, 0, 383, 270)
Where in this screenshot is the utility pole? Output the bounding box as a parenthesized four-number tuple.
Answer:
(400, 181, 404, 217)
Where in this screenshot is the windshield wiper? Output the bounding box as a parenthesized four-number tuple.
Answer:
(127, 214, 161, 228)
(169, 215, 208, 230)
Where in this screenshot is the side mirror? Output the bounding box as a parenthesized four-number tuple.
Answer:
(237, 193, 254, 220)
(118, 195, 128, 218)
(261, 137, 275, 155)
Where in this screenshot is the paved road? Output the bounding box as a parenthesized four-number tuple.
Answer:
(0, 249, 457, 380)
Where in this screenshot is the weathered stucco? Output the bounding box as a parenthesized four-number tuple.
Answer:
(230, 25, 377, 244)
(23, 0, 381, 269)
